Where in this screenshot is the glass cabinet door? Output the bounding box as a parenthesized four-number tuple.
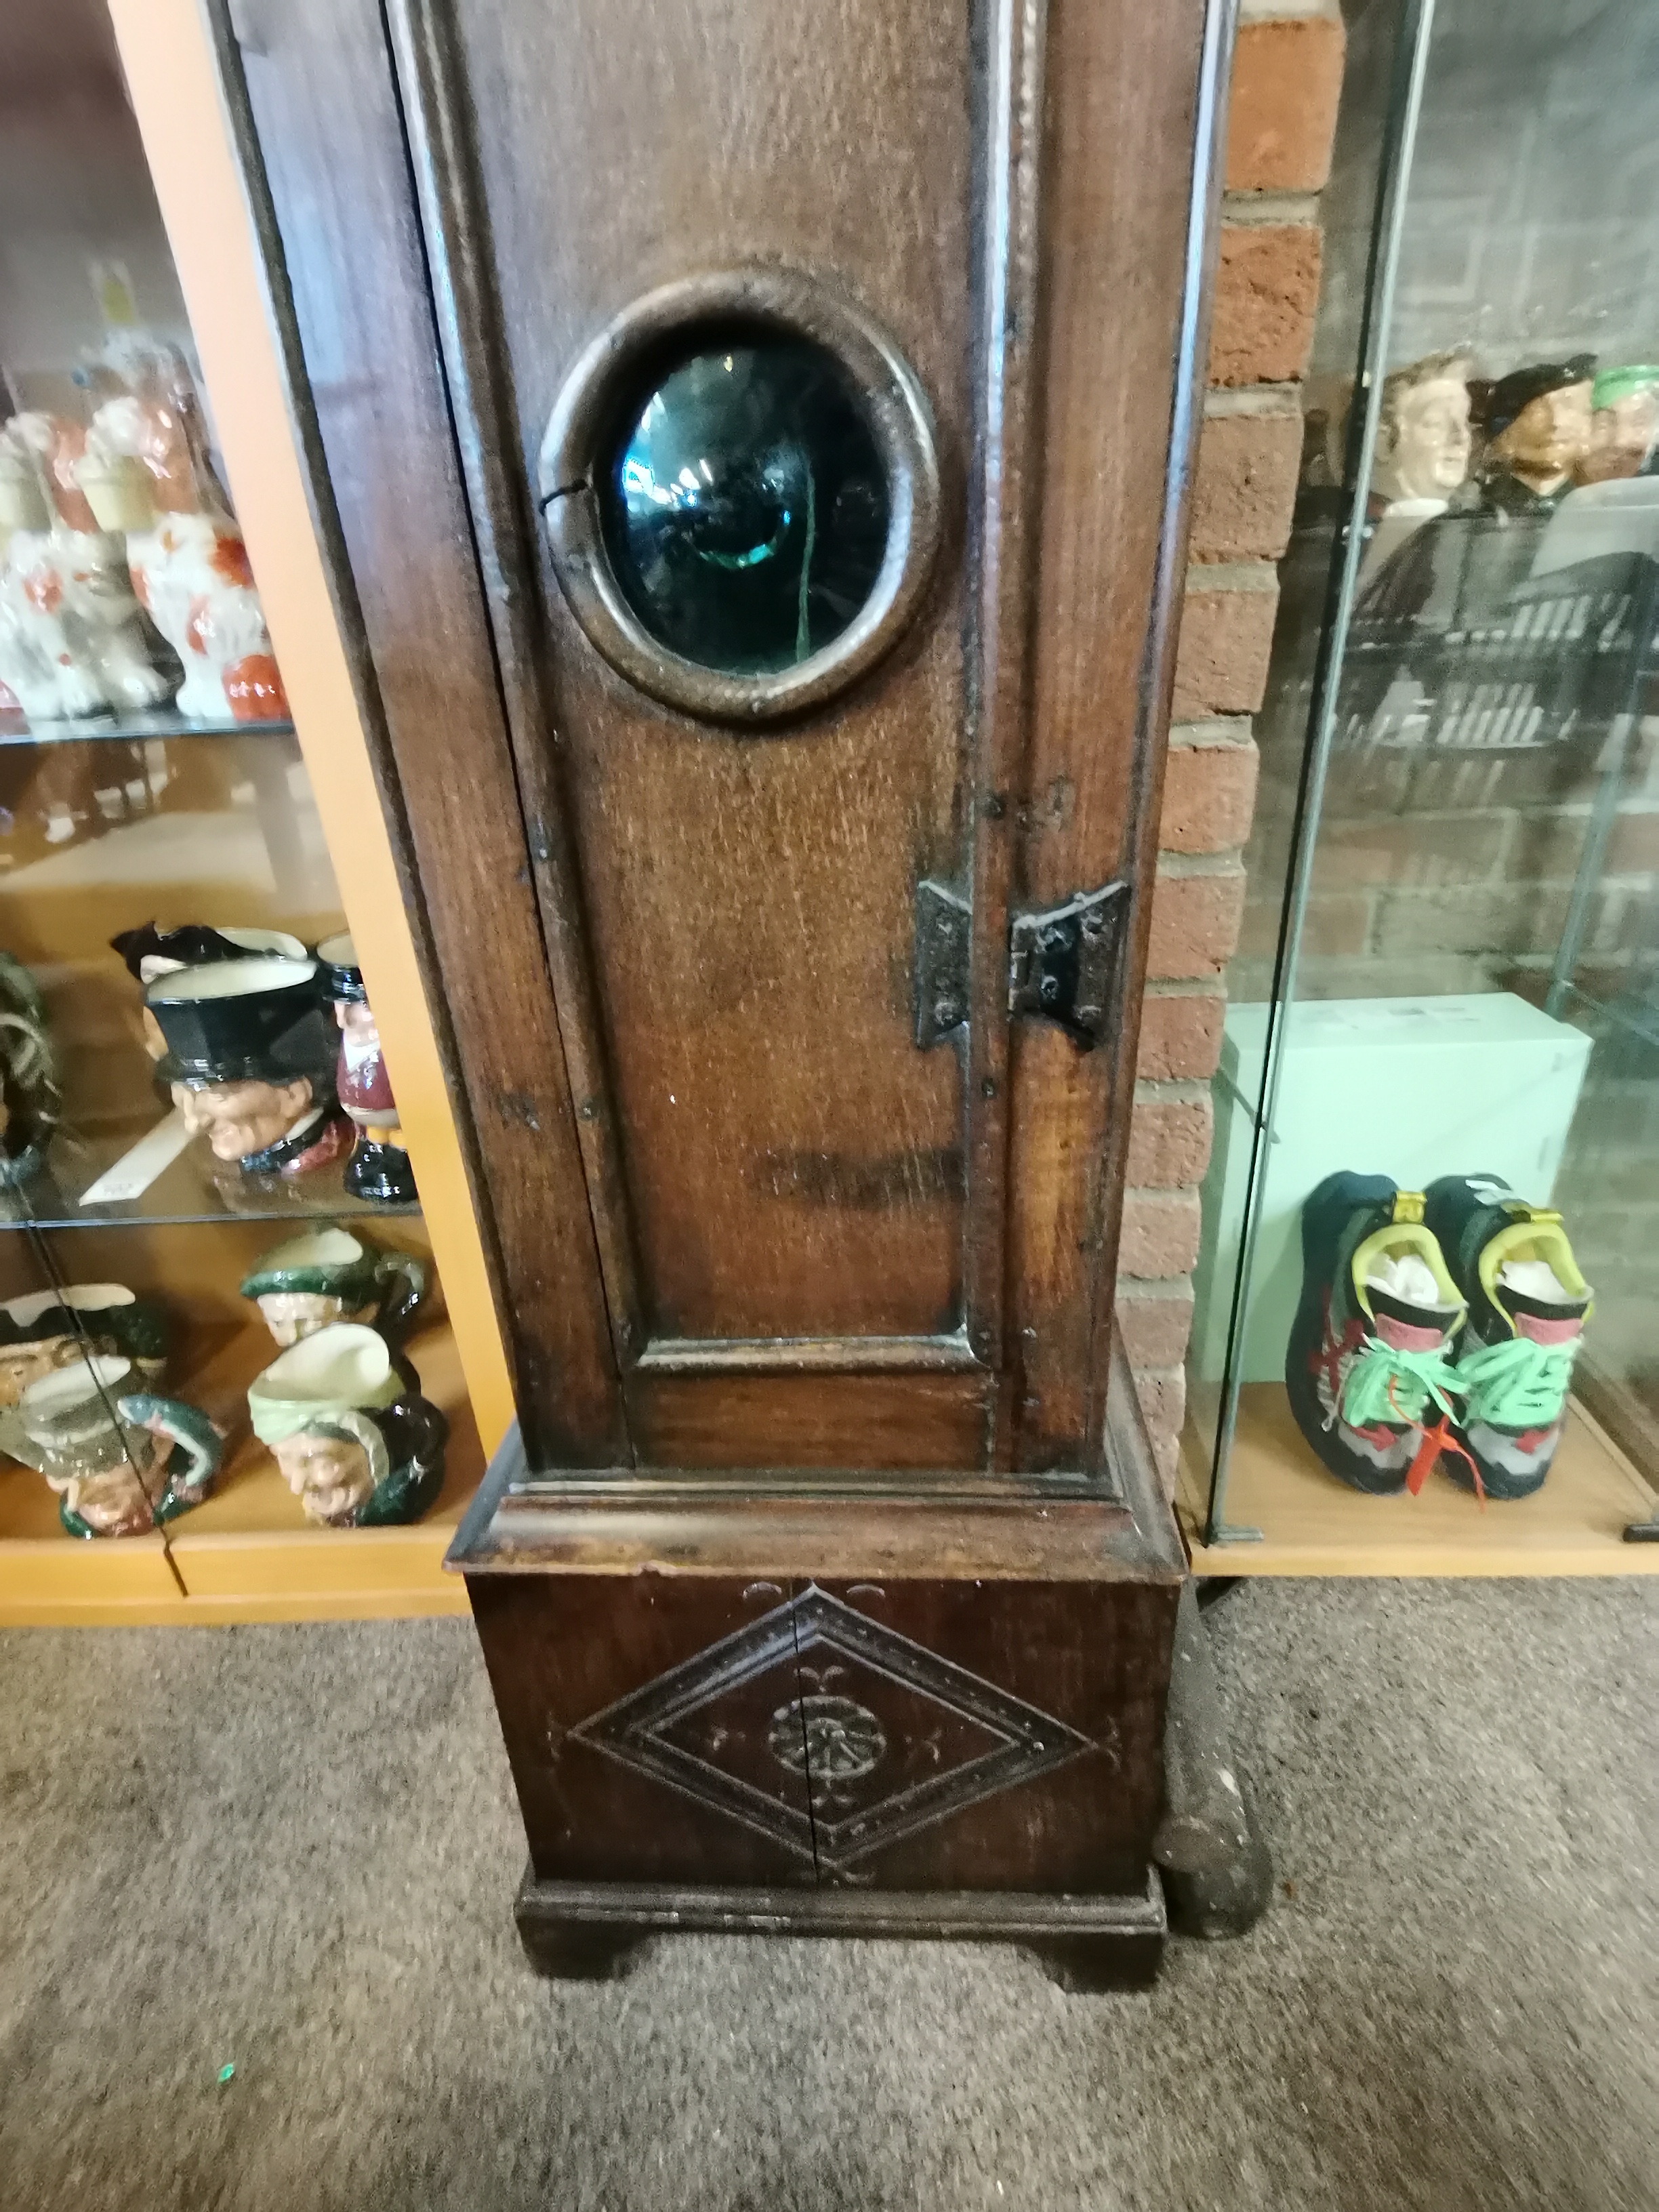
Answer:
(0, 0, 474, 1610)
(1189, 0, 1659, 1557)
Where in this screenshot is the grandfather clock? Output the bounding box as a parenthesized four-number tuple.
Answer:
(222, 0, 1231, 1984)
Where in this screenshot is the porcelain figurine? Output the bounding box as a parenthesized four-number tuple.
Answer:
(0, 413, 176, 722)
(81, 369, 289, 724)
(240, 1228, 428, 1347)
(1477, 356, 1596, 515)
(248, 1322, 446, 1528)
(0, 952, 59, 1187)
(8, 1353, 221, 1538)
(1354, 356, 1600, 644)
(1578, 365, 1659, 485)
(316, 933, 418, 1205)
(112, 921, 308, 1062)
(1359, 350, 1475, 586)
(1373, 350, 1475, 506)
(0, 1285, 169, 1460)
(146, 956, 352, 1177)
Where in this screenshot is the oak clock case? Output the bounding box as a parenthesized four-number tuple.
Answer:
(227, 0, 1223, 1982)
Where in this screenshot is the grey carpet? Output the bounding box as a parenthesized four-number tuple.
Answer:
(0, 1580, 1654, 2211)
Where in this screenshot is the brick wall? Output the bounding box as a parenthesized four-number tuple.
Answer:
(1122, 0, 1345, 1490)
(1237, 724, 1659, 1008)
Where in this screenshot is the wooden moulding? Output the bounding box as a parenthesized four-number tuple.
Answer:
(449, 1323, 1186, 1586)
(537, 268, 943, 724)
(513, 1867, 1167, 1990)
(206, 0, 629, 1467)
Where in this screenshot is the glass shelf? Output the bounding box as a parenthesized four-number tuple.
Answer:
(0, 1121, 417, 1230)
(0, 708, 293, 750)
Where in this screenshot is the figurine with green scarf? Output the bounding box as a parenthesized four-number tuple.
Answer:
(248, 1322, 447, 1528)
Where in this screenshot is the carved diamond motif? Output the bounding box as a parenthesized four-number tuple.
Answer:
(570, 1585, 1092, 1873)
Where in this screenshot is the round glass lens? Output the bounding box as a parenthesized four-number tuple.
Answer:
(599, 335, 890, 678)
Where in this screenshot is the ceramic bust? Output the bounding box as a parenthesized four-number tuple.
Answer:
(1477, 356, 1596, 513)
(240, 1228, 428, 1347)
(6, 1353, 222, 1539)
(0, 412, 175, 722)
(1578, 365, 1659, 485)
(0, 951, 59, 1188)
(316, 934, 418, 1205)
(1372, 350, 1475, 506)
(0, 1285, 169, 1458)
(146, 956, 352, 1177)
(82, 364, 288, 724)
(112, 922, 308, 1062)
(1360, 351, 1476, 588)
(1356, 355, 1602, 647)
(248, 1322, 447, 1528)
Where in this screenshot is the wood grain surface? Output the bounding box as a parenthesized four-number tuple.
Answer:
(230, 0, 1218, 1479)
(220, 0, 627, 1464)
(436, 0, 974, 1351)
(1008, 0, 1218, 1470)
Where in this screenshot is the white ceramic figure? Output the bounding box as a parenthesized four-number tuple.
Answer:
(0, 414, 176, 721)
(1371, 353, 1476, 508)
(83, 392, 288, 724)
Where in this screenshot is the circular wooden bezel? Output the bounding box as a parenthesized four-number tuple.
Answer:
(536, 269, 941, 724)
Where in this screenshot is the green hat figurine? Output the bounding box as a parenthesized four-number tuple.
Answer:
(1583, 365, 1659, 484)
(248, 1322, 446, 1528)
(239, 1228, 428, 1348)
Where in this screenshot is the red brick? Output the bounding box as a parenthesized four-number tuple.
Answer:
(1115, 1282, 1196, 1370)
(1238, 890, 1370, 958)
(1160, 737, 1261, 854)
(1130, 1364, 1187, 1454)
(1208, 221, 1322, 386)
(1227, 8, 1346, 194)
(1147, 865, 1246, 980)
(1128, 1090, 1214, 1188)
(1172, 570, 1279, 718)
(1372, 884, 1572, 958)
(1310, 812, 1509, 891)
(1191, 403, 1302, 562)
(1135, 991, 1225, 1081)
(1120, 1188, 1203, 1279)
(1508, 810, 1591, 882)
(1605, 806, 1659, 876)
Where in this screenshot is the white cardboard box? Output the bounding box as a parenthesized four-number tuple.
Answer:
(1190, 993, 1593, 1385)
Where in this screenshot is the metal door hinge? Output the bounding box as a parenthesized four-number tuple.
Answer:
(1008, 881, 1128, 1051)
(913, 877, 1130, 1052)
(914, 879, 971, 1048)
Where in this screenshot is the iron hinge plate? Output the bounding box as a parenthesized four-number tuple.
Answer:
(914, 878, 972, 1049)
(1008, 881, 1130, 1050)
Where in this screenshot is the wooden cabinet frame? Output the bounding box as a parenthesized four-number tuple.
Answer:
(210, 0, 1233, 1975)
(214, 0, 1233, 1490)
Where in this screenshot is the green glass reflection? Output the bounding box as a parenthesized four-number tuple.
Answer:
(600, 336, 890, 678)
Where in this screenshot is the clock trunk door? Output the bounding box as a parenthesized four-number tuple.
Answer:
(232, 0, 1213, 1475)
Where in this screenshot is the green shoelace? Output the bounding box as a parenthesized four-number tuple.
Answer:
(1336, 1339, 1462, 1431)
(1456, 1334, 1578, 1429)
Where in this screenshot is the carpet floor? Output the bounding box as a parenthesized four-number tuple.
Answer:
(0, 1578, 1654, 2211)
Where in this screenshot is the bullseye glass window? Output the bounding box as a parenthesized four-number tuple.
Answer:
(598, 335, 890, 678)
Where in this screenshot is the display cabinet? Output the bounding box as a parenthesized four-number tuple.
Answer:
(1183, 0, 1659, 1573)
(0, 0, 512, 1624)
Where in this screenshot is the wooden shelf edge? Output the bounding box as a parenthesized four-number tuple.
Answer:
(1176, 1389, 1659, 1579)
(0, 1584, 470, 1629)
(0, 1313, 486, 1625)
